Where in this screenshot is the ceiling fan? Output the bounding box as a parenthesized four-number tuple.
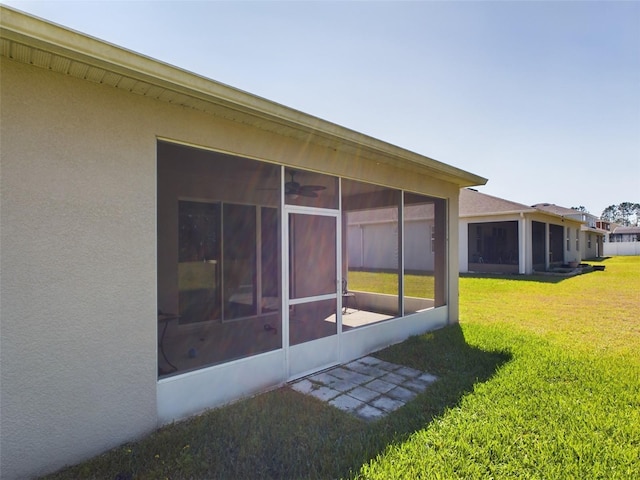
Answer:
(257, 170, 326, 198)
(284, 171, 326, 198)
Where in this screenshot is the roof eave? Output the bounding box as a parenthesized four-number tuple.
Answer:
(0, 6, 487, 188)
(460, 209, 536, 218)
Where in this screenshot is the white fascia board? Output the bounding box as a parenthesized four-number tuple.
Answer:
(460, 209, 536, 219)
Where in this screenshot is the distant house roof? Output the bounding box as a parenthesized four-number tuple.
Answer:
(532, 203, 584, 217)
(348, 189, 594, 226)
(460, 188, 535, 217)
(612, 225, 640, 234)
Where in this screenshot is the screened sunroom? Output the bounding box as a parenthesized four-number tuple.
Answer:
(157, 141, 448, 383)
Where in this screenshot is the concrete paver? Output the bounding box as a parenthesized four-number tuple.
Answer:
(290, 355, 438, 421)
(348, 386, 380, 403)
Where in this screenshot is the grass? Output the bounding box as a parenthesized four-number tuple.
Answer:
(42, 257, 639, 479)
(348, 270, 435, 298)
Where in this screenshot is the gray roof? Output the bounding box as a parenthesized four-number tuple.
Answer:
(348, 190, 591, 225)
(612, 225, 640, 234)
(532, 203, 583, 216)
(460, 189, 535, 216)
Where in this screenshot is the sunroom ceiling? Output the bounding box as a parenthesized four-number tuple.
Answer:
(0, 6, 487, 188)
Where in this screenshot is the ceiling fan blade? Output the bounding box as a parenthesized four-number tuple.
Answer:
(299, 185, 326, 192)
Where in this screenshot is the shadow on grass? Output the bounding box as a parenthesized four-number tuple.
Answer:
(460, 265, 607, 284)
(461, 272, 567, 284)
(42, 325, 510, 480)
(461, 257, 613, 285)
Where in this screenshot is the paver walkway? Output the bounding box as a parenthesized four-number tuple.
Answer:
(290, 356, 437, 421)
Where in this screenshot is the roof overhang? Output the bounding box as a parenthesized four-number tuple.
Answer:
(460, 209, 536, 219)
(0, 6, 487, 188)
(582, 226, 606, 235)
(461, 209, 586, 226)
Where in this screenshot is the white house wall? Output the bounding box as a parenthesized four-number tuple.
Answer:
(0, 52, 469, 478)
(581, 230, 603, 259)
(347, 220, 435, 272)
(405, 220, 434, 271)
(364, 223, 399, 270)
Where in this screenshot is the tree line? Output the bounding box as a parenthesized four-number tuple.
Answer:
(600, 202, 640, 226)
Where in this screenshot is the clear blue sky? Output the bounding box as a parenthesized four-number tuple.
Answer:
(4, 0, 639, 216)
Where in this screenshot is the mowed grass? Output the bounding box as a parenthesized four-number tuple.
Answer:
(359, 256, 640, 479)
(42, 257, 639, 479)
(348, 270, 435, 299)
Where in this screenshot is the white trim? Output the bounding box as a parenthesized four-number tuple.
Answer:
(340, 307, 448, 364)
(284, 203, 341, 378)
(289, 336, 340, 380)
(288, 293, 337, 305)
(157, 349, 285, 425)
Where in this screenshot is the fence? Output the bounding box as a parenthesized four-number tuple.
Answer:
(603, 242, 640, 256)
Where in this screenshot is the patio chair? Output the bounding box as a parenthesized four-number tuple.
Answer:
(342, 278, 357, 314)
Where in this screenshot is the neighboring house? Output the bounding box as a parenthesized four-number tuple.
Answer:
(0, 7, 486, 479)
(532, 203, 607, 260)
(603, 224, 640, 256)
(609, 225, 640, 242)
(460, 190, 586, 274)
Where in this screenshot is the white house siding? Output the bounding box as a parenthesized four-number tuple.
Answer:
(347, 220, 435, 272)
(364, 223, 399, 270)
(405, 220, 434, 271)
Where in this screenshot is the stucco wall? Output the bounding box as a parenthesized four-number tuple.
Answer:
(582, 232, 600, 259)
(0, 59, 160, 479)
(1, 54, 463, 478)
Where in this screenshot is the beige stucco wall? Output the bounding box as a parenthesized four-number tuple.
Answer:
(447, 192, 460, 321)
(1, 55, 462, 478)
(0, 58, 160, 479)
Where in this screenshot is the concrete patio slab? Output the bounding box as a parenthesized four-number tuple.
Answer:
(290, 355, 438, 421)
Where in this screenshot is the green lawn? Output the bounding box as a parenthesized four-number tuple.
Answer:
(360, 256, 640, 479)
(348, 270, 435, 299)
(42, 257, 640, 479)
